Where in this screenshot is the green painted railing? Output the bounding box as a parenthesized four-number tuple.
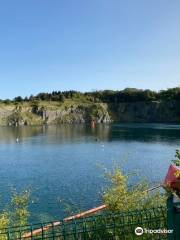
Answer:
(0, 206, 167, 240)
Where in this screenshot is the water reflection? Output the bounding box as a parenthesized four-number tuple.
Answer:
(109, 124, 180, 143)
(0, 123, 179, 144)
(0, 126, 43, 143)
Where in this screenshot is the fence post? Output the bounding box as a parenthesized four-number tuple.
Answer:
(167, 196, 174, 240)
(167, 195, 180, 240)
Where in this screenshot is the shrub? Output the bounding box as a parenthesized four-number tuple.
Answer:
(0, 191, 30, 230)
(172, 149, 180, 166)
(103, 168, 166, 212)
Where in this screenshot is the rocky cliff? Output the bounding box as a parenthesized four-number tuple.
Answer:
(0, 102, 112, 126)
(0, 100, 179, 126)
(111, 100, 180, 123)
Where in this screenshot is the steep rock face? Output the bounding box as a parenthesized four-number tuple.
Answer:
(0, 100, 179, 126)
(0, 106, 14, 125)
(39, 104, 112, 124)
(0, 103, 112, 126)
(113, 101, 180, 122)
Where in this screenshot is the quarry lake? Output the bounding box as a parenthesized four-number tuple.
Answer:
(0, 123, 180, 222)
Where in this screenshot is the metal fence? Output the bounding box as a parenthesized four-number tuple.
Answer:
(0, 207, 167, 240)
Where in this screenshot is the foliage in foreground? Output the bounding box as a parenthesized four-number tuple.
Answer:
(172, 149, 180, 167)
(0, 191, 29, 231)
(0, 170, 169, 239)
(103, 168, 166, 212)
(1, 155, 176, 239)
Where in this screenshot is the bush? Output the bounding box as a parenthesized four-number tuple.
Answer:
(0, 191, 30, 230)
(172, 149, 180, 166)
(103, 168, 166, 212)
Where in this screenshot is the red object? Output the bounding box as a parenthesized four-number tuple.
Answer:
(164, 164, 180, 190)
(91, 120, 96, 128)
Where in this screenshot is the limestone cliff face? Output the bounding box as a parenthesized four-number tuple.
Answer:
(0, 103, 112, 126)
(36, 104, 112, 124)
(0, 100, 179, 126)
(112, 101, 180, 122)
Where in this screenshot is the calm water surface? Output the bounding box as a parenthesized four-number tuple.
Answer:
(0, 123, 180, 222)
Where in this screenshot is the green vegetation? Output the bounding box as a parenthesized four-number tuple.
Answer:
(0, 191, 29, 232)
(0, 208, 167, 239)
(103, 168, 166, 212)
(0, 176, 167, 239)
(0, 168, 169, 239)
(1, 87, 180, 104)
(172, 149, 180, 166)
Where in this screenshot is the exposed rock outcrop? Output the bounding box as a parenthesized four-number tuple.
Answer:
(0, 100, 179, 126)
(0, 103, 112, 126)
(113, 101, 180, 122)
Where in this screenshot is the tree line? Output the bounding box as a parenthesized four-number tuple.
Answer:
(1, 87, 180, 104)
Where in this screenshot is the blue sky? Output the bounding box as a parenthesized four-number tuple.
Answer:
(0, 0, 180, 99)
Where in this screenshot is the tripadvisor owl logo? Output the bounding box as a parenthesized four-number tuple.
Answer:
(135, 227, 173, 236)
(135, 227, 144, 236)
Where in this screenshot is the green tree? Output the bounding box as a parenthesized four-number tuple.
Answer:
(14, 96, 23, 102)
(10, 191, 30, 227)
(103, 168, 166, 212)
(3, 99, 11, 104)
(0, 191, 30, 239)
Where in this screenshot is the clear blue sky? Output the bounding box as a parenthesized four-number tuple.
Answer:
(0, 0, 180, 99)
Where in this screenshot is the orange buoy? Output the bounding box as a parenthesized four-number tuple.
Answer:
(91, 120, 96, 128)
